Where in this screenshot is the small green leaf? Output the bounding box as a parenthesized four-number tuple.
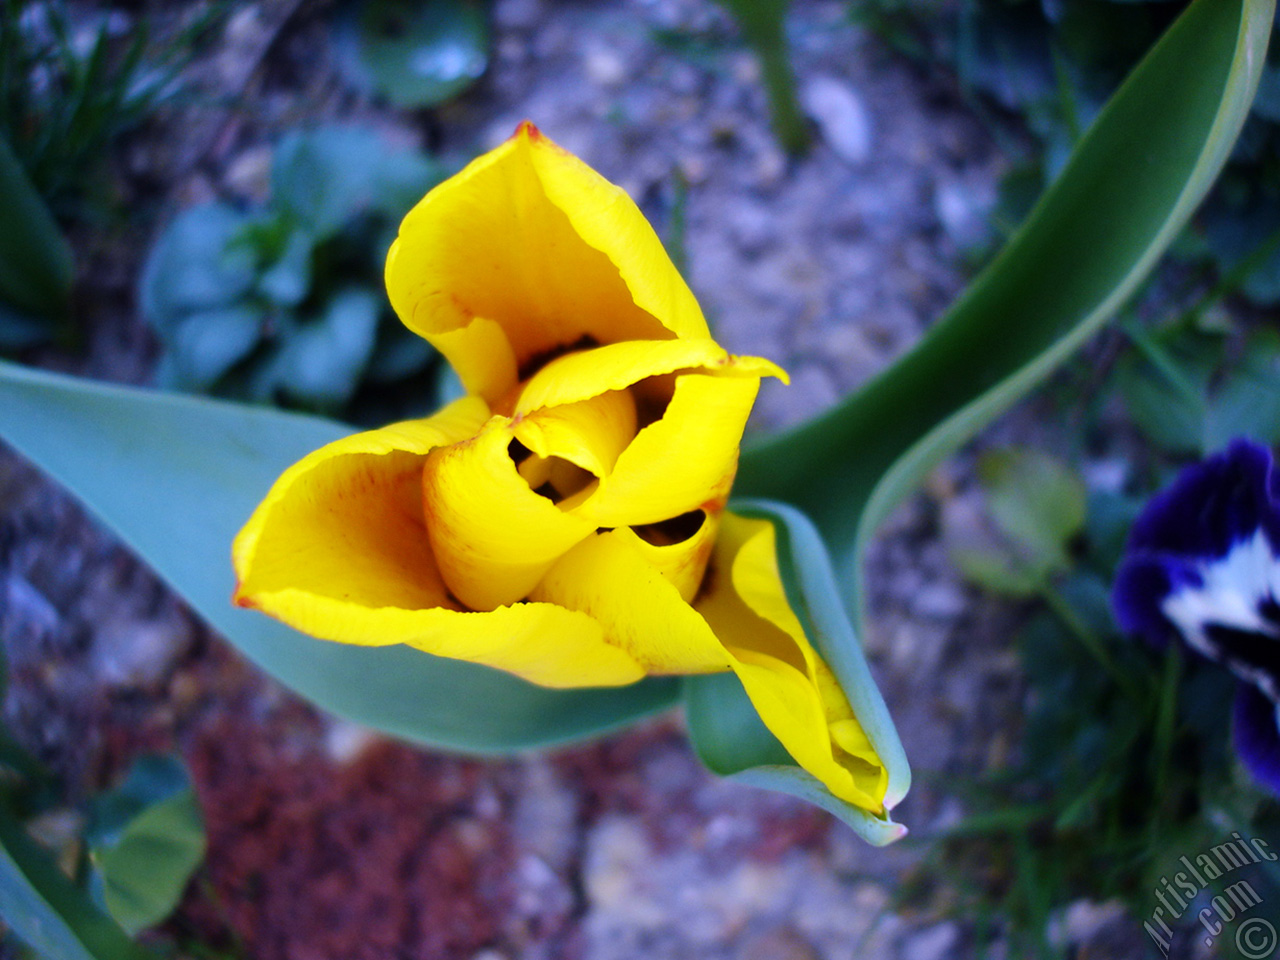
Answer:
(165, 306, 265, 391)
(271, 286, 380, 409)
(0, 802, 155, 960)
(365, 322, 438, 384)
(1204, 332, 1280, 448)
(950, 546, 1041, 597)
(256, 229, 313, 308)
(0, 361, 679, 753)
(333, 0, 489, 110)
(0, 132, 74, 327)
(684, 498, 908, 845)
(87, 757, 205, 936)
(978, 447, 1086, 573)
(139, 204, 255, 332)
(1115, 327, 1219, 455)
(1116, 326, 1280, 454)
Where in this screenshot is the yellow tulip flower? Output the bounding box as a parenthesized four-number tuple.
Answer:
(232, 123, 887, 814)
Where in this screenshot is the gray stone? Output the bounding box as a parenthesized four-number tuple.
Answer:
(802, 76, 873, 166)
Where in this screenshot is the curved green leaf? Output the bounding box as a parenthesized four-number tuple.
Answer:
(736, 0, 1274, 619)
(0, 361, 678, 754)
(0, 803, 154, 960)
(684, 498, 908, 845)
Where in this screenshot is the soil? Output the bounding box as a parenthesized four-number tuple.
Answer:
(0, 0, 1150, 957)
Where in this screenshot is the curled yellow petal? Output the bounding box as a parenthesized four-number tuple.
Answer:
(697, 514, 889, 813)
(531, 529, 731, 676)
(513, 388, 637, 478)
(422, 415, 596, 611)
(613, 508, 721, 603)
(386, 123, 708, 403)
(574, 372, 763, 527)
(233, 396, 491, 617)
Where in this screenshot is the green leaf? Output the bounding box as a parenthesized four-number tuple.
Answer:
(0, 802, 155, 960)
(1116, 326, 1280, 454)
(164, 306, 265, 392)
(0, 132, 74, 326)
(736, 0, 1273, 619)
(256, 228, 313, 308)
(271, 126, 440, 239)
(365, 322, 437, 384)
(139, 204, 256, 332)
(949, 546, 1041, 597)
(683, 498, 909, 845)
(0, 361, 679, 753)
(1114, 325, 1221, 455)
(1205, 335, 1280, 447)
(87, 757, 205, 936)
(977, 447, 1086, 573)
(333, 0, 488, 110)
(271, 286, 381, 410)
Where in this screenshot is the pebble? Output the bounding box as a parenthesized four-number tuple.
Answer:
(933, 173, 996, 250)
(583, 44, 628, 87)
(94, 616, 194, 692)
(898, 922, 960, 960)
(802, 76, 873, 165)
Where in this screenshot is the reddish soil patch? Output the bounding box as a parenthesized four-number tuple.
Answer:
(181, 711, 514, 960)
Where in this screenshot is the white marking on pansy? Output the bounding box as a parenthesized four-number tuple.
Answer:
(1161, 530, 1280, 699)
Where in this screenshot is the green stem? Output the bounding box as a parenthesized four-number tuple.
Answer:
(752, 28, 809, 157)
(1151, 643, 1182, 806)
(1037, 580, 1142, 700)
(1120, 321, 1204, 408)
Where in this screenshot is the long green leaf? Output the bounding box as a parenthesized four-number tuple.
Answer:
(684, 498, 908, 845)
(736, 0, 1273, 618)
(0, 133, 73, 325)
(0, 803, 154, 960)
(0, 362, 678, 753)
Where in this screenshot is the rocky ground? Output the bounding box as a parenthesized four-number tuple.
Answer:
(0, 0, 1153, 957)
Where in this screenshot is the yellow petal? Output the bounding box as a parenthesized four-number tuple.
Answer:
(248, 588, 644, 688)
(422, 415, 596, 611)
(513, 388, 637, 478)
(573, 372, 762, 527)
(611, 510, 720, 603)
(386, 123, 708, 403)
(531, 529, 731, 675)
(233, 396, 491, 616)
(513, 338, 785, 416)
(697, 514, 889, 813)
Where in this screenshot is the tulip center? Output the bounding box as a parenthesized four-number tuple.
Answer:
(508, 439, 598, 505)
(634, 510, 706, 546)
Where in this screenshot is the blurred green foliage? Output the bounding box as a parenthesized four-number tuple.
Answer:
(333, 0, 489, 109)
(0, 0, 218, 222)
(856, 0, 1280, 303)
(86, 756, 205, 937)
(141, 125, 450, 422)
(0, 131, 74, 349)
(935, 444, 1280, 958)
(0, 644, 200, 959)
(0, 0, 220, 353)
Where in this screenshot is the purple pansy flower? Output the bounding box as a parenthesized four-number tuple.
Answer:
(1113, 438, 1280, 794)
